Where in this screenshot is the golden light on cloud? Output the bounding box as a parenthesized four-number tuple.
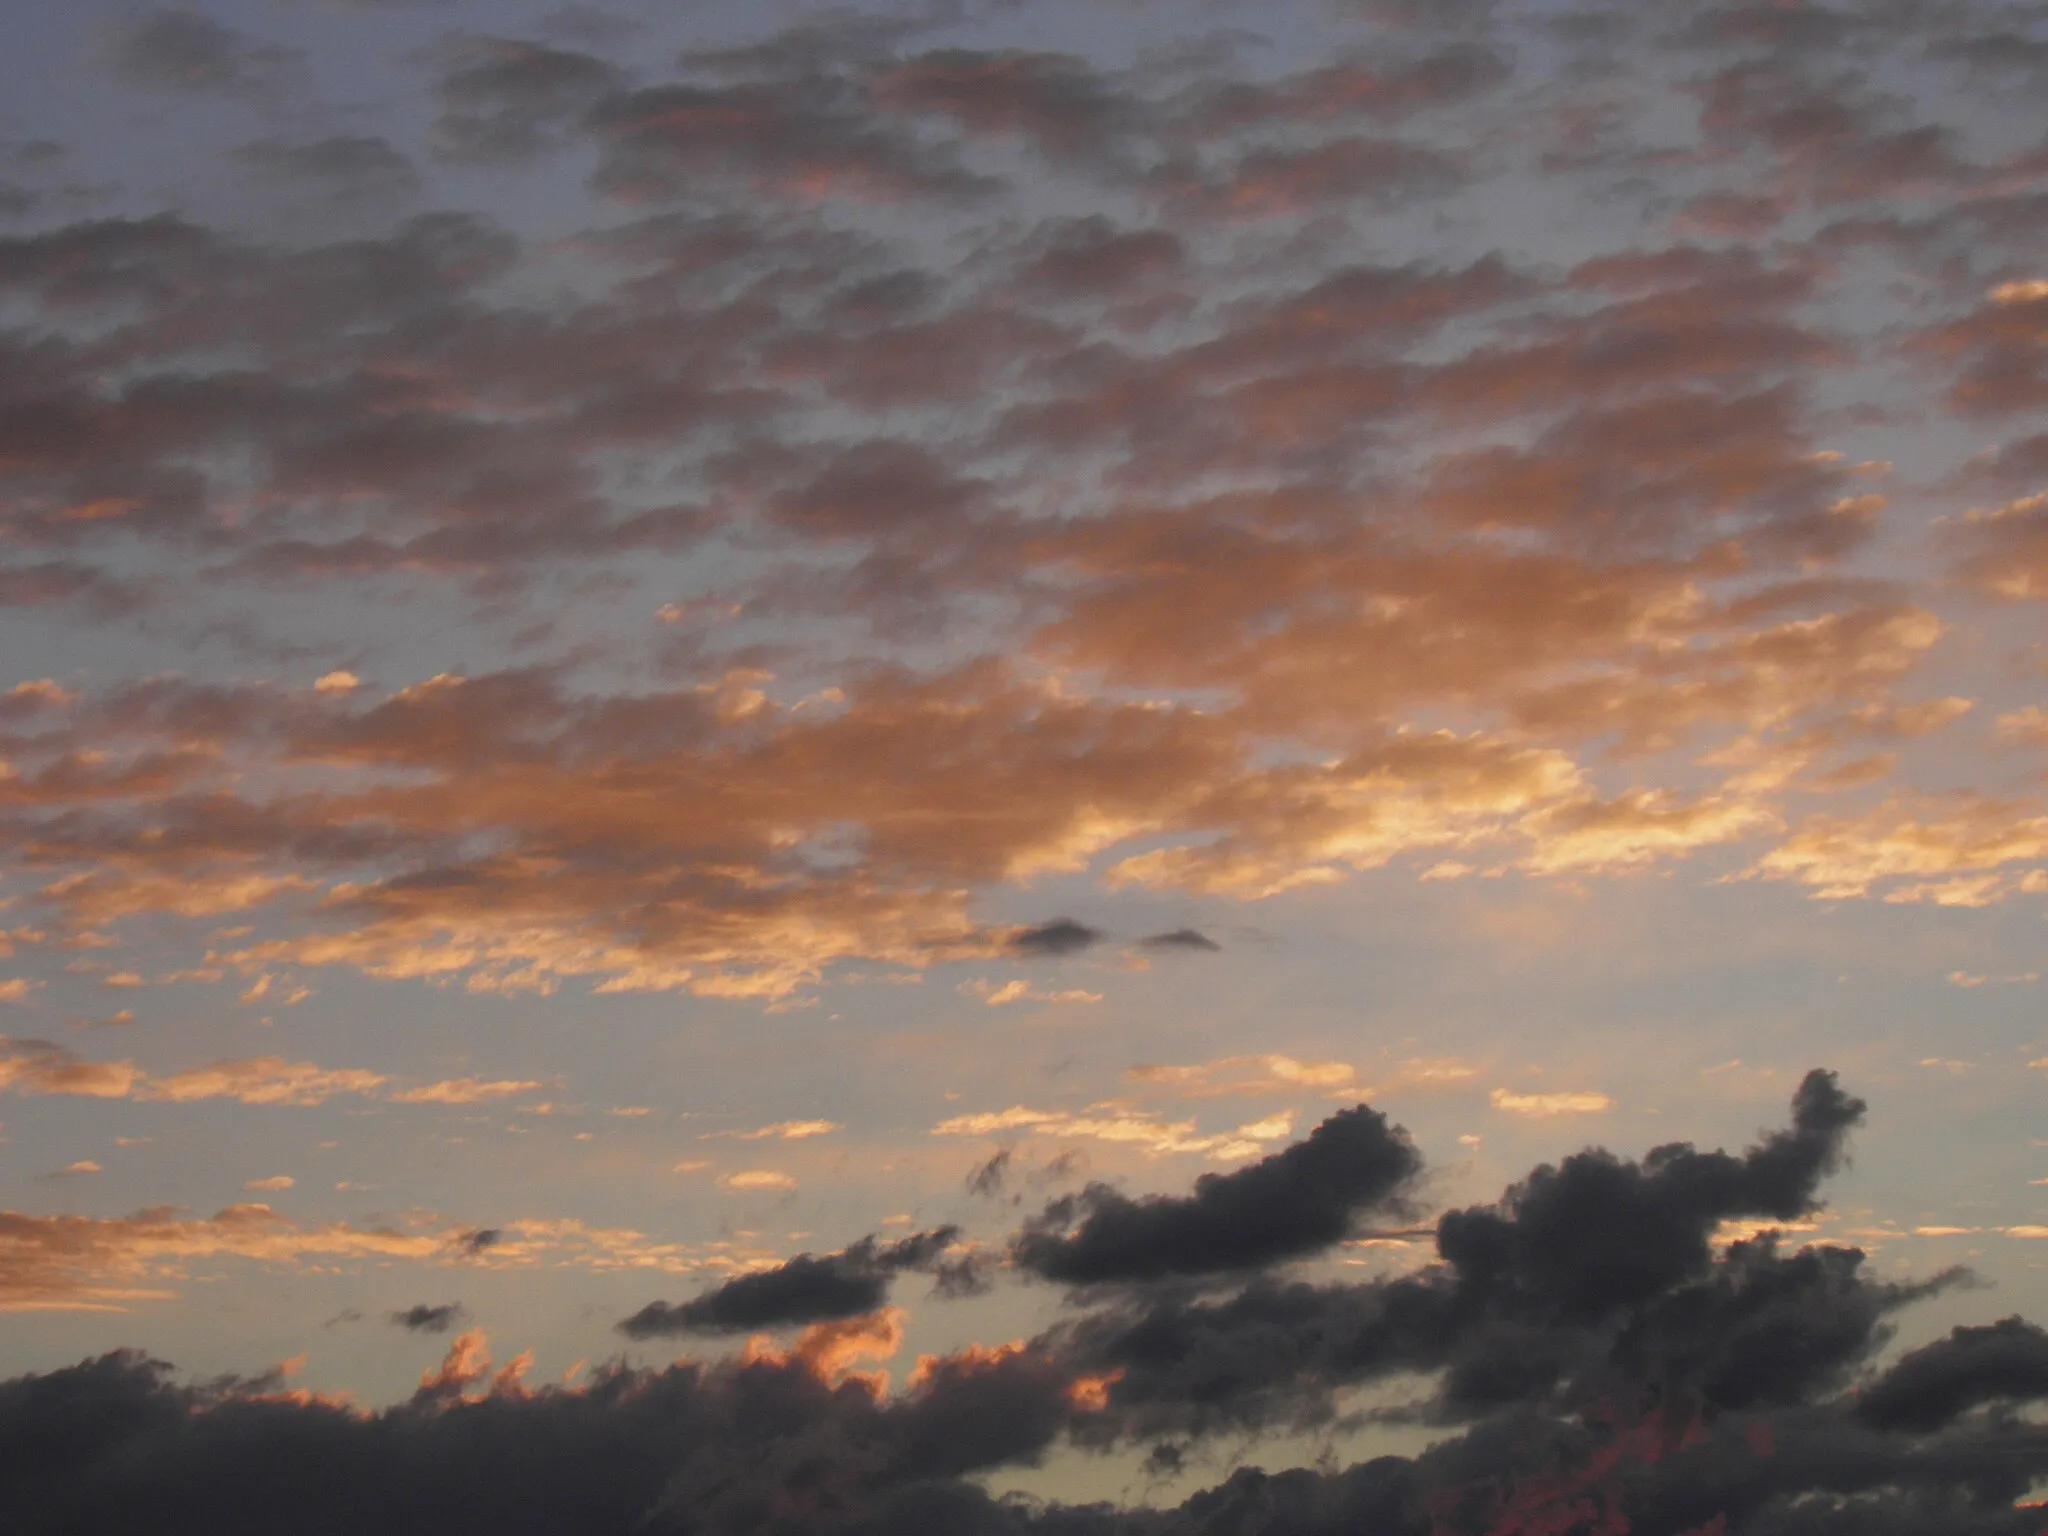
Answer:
(1489, 1088, 1615, 1117)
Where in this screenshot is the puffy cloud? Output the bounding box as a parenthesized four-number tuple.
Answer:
(1010, 1105, 1421, 1284)
(1753, 795, 2048, 902)
(10, 1071, 2048, 1534)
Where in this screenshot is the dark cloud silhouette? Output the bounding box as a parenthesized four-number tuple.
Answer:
(390, 1303, 465, 1334)
(1435, 1068, 1866, 1320)
(965, 1147, 1013, 1198)
(618, 1228, 957, 1337)
(1012, 1104, 1422, 1284)
(454, 1228, 500, 1256)
(1138, 928, 1219, 952)
(1857, 1316, 2048, 1433)
(12, 1072, 2048, 1535)
(1008, 919, 1104, 957)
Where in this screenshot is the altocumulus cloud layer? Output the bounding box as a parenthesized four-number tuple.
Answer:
(12, 1075, 2048, 1534)
(1, 0, 2047, 1006)
(4, 0, 2048, 1531)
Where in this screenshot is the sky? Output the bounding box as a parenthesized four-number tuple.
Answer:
(4, 0, 2048, 1530)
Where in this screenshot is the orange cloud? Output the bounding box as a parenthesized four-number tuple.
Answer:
(141, 1057, 389, 1107)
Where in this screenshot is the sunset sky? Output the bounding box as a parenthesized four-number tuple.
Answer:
(6, 1, 2048, 1530)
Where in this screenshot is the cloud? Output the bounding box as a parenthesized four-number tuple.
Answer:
(1007, 919, 1104, 957)
(932, 1103, 1295, 1161)
(959, 979, 1103, 1007)
(426, 36, 622, 163)
(708, 1120, 843, 1142)
(1488, 1088, 1614, 1117)
(388, 1078, 549, 1106)
(1135, 928, 1219, 952)
(7, 1071, 2045, 1533)
(618, 1228, 956, 1337)
(722, 1171, 797, 1193)
(141, 1058, 388, 1108)
(102, 9, 305, 100)
(390, 1302, 466, 1334)
(241, 1177, 295, 1193)
(1011, 1104, 1421, 1284)
(232, 137, 421, 208)
(0, 1038, 137, 1098)
(1128, 1054, 1359, 1098)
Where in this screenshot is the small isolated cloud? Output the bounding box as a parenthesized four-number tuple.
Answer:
(710, 1120, 842, 1142)
(389, 1078, 549, 1105)
(314, 670, 361, 693)
(0, 980, 35, 1004)
(51, 1161, 103, 1178)
(959, 979, 1103, 1007)
(1009, 919, 1105, 957)
(1490, 1088, 1614, 1117)
(671, 1159, 710, 1174)
(724, 1170, 798, 1193)
(242, 1176, 295, 1192)
(1137, 928, 1220, 952)
(391, 1302, 465, 1334)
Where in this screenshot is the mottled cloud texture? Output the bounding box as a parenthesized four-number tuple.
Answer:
(4, 0, 2048, 1528)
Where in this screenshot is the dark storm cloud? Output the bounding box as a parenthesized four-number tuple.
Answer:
(13, 1072, 2048, 1534)
(1856, 1316, 2048, 1433)
(102, 9, 305, 100)
(1438, 1069, 1865, 1319)
(618, 1228, 958, 1337)
(1012, 1103, 1422, 1284)
(1008, 919, 1104, 957)
(1056, 1071, 1875, 1438)
(390, 1303, 465, 1334)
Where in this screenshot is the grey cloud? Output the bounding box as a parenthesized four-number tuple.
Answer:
(1138, 928, 1219, 951)
(618, 1228, 959, 1337)
(1008, 919, 1104, 957)
(429, 37, 623, 163)
(102, 9, 306, 100)
(390, 1302, 466, 1334)
(1012, 1103, 1422, 1284)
